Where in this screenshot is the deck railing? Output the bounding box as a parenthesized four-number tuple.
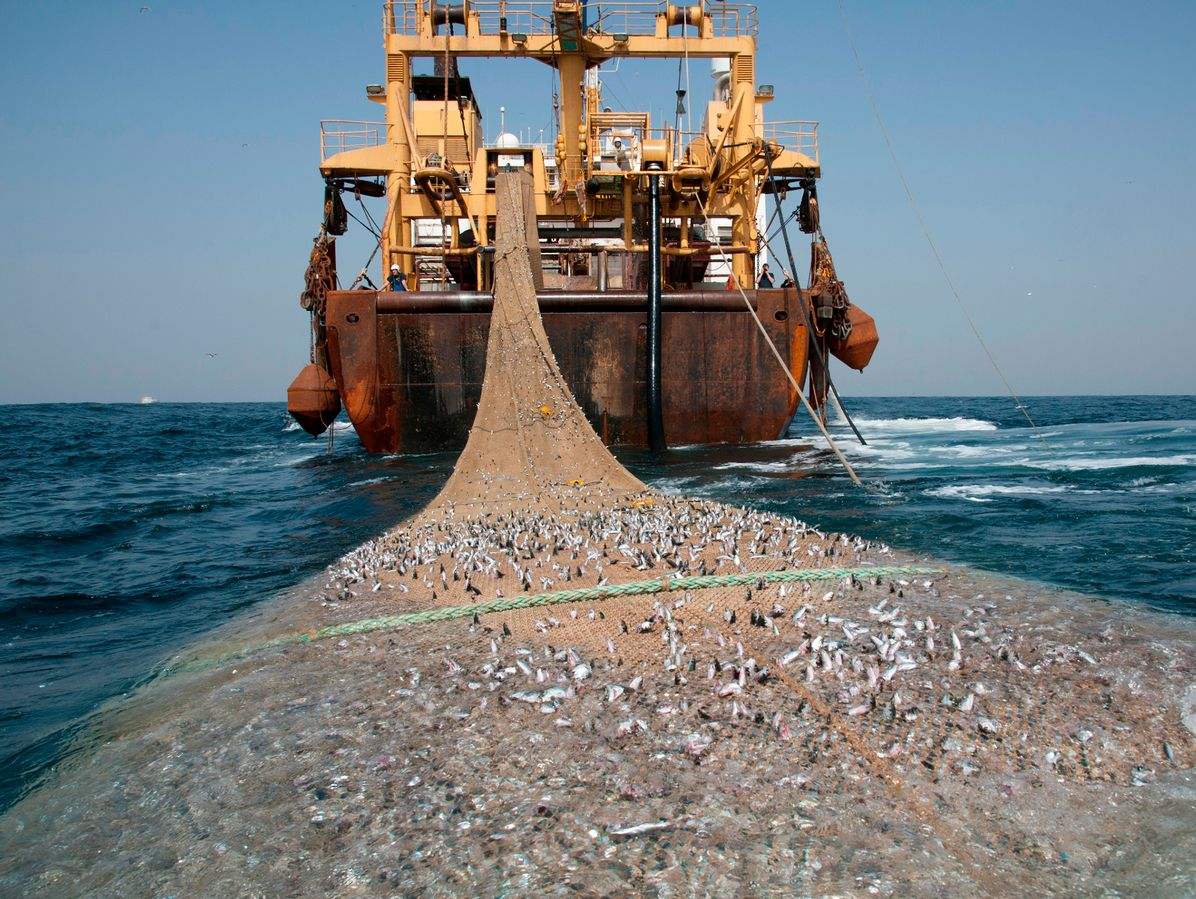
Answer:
(320, 121, 387, 163)
(383, 1, 757, 39)
(319, 120, 815, 170)
(598, 124, 816, 169)
(763, 121, 819, 167)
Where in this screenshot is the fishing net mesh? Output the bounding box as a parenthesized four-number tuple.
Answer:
(428, 172, 644, 517)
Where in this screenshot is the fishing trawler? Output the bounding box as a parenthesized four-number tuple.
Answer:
(287, 0, 877, 453)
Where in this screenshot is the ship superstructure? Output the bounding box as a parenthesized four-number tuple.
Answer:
(288, 1, 877, 453)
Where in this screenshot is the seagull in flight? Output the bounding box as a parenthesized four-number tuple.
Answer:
(206, 352, 218, 358)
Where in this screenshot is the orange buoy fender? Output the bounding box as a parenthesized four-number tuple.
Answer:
(287, 363, 341, 436)
(827, 306, 878, 371)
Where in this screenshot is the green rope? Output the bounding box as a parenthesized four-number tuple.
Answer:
(159, 565, 941, 678)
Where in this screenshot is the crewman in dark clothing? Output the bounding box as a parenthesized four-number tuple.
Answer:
(757, 263, 775, 289)
(388, 264, 408, 291)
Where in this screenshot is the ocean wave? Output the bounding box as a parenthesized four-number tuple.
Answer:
(275, 450, 328, 468)
(282, 419, 354, 433)
(648, 477, 702, 495)
(941, 444, 1003, 459)
(7, 497, 225, 547)
(781, 440, 924, 463)
(1137, 482, 1187, 495)
(832, 416, 998, 433)
(1024, 454, 1196, 472)
(712, 459, 800, 473)
(347, 476, 399, 489)
(853, 441, 1028, 466)
(925, 484, 1075, 503)
(0, 591, 153, 619)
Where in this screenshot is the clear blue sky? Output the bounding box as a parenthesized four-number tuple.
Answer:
(1, 1, 1193, 403)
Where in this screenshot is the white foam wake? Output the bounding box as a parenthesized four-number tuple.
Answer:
(1025, 454, 1196, 472)
(926, 484, 1073, 503)
(713, 460, 801, 473)
(282, 418, 353, 433)
(836, 416, 998, 434)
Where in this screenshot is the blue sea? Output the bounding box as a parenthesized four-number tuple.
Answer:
(1, 396, 1192, 812)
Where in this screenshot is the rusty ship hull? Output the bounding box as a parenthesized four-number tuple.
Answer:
(325, 287, 809, 454)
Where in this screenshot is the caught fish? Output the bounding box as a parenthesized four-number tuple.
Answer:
(610, 821, 671, 837)
(685, 735, 711, 756)
(778, 647, 804, 667)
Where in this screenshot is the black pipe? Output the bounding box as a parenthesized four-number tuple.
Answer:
(646, 172, 666, 452)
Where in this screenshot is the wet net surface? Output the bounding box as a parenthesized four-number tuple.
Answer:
(3, 173, 1196, 896)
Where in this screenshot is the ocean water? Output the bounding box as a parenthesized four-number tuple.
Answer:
(0, 395, 1192, 812)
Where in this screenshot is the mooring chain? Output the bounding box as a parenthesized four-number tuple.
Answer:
(299, 235, 334, 313)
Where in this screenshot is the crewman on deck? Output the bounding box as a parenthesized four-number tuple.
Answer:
(388, 264, 408, 292)
(613, 137, 632, 171)
(757, 263, 775, 289)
